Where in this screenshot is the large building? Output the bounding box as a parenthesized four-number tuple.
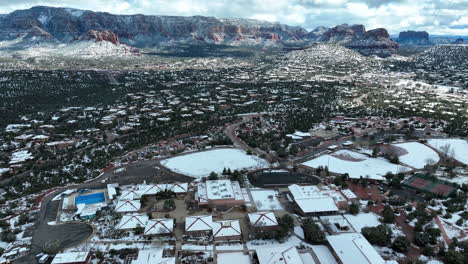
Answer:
(185, 215, 213, 235)
(144, 219, 174, 236)
(212, 220, 242, 241)
(196, 180, 247, 209)
(51, 252, 90, 264)
(326, 233, 393, 264)
(256, 246, 307, 264)
(288, 184, 353, 215)
(132, 249, 175, 264)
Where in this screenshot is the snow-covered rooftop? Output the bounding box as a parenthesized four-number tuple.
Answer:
(144, 219, 174, 235)
(132, 249, 175, 264)
(212, 220, 242, 238)
(197, 180, 245, 203)
(185, 215, 213, 232)
(117, 214, 149, 230)
(115, 200, 141, 213)
(288, 184, 340, 213)
(326, 233, 385, 264)
(51, 251, 89, 264)
(248, 212, 278, 227)
(256, 246, 304, 264)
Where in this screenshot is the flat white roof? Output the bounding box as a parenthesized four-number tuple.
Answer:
(132, 249, 175, 264)
(51, 252, 89, 264)
(197, 180, 245, 203)
(207, 180, 235, 200)
(212, 220, 241, 238)
(256, 246, 304, 264)
(288, 185, 340, 213)
(185, 215, 213, 232)
(326, 233, 385, 264)
(295, 197, 338, 213)
(248, 212, 278, 227)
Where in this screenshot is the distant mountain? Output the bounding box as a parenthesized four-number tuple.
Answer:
(397, 31, 431, 45)
(452, 38, 465, 44)
(0, 6, 399, 57)
(307, 26, 329, 40)
(0, 6, 308, 47)
(313, 24, 399, 57)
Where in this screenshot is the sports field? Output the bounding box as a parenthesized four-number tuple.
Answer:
(404, 175, 456, 196)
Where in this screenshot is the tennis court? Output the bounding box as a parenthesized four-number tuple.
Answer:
(75, 192, 106, 205)
(404, 175, 456, 196)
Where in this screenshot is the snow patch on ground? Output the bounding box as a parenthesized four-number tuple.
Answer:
(393, 142, 440, 169)
(428, 138, 468, 165)
(161, 148, 269, 178)
(302, 150, 410, 180)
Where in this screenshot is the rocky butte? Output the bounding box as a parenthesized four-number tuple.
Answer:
(397, 31, 431, 45)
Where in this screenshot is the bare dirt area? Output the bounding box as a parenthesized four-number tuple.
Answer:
(107, 159, 194, 185)
(379, 144, 409, 157)
(331, 152, 365, 162)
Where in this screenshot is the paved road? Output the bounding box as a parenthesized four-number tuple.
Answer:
(223, 114, 270, 159)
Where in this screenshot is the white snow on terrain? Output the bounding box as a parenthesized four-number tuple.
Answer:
(302, 149, 410, 180)
(392, 142, 440, 169)
(428, 138, 468, 165)
(161, 148, 269, 178)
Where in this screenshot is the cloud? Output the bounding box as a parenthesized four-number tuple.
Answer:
(0, 0, 466, 35)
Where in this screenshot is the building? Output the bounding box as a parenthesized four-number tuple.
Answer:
(117, 214, 149, 231)
(115, 200, 141, 214)
(119, 190, 142, 201)
(144, 219, 174, 236)
(196, 180, 247, 209)
(256, 246, 306, 264)
(137, 183, 188, 197)
(212, 220, 242, 241)
(248, 212, 278, 229)
(51, 252, 90, 264)
(288, 185, 340, 215)
(326, 233, 387, 264)
(132, 249, 175, 264)
(185, 215, 213, 235)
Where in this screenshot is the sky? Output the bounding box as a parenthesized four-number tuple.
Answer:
(0, 0, 466, 35)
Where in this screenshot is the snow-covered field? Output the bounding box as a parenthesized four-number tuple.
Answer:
(160, 148, 269, 178)
(343, 213, 381, 232)
(392, 142, 440, 169)
(428, 138, 468, 165)
(302, 150, 410, 180)
(250, 189, 282, 210)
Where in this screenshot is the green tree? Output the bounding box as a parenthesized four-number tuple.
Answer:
(302, 218, 325, 243)
(362, 225, 392, 246)
(349, 203, 359, 215)
(383, 206, 396, 223)
(392, 236, 409, 252)
(208, 172, 218, 180)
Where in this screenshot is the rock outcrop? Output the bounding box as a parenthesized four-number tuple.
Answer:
(81, 30, 120, 45)
(452, 38, 465, 44)
(0, 6, 400, 57)
(313, 24, 399, 57)
(397, 31, 431, 45)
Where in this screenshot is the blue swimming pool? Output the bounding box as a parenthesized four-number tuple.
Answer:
(75, 192, 105, 205)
